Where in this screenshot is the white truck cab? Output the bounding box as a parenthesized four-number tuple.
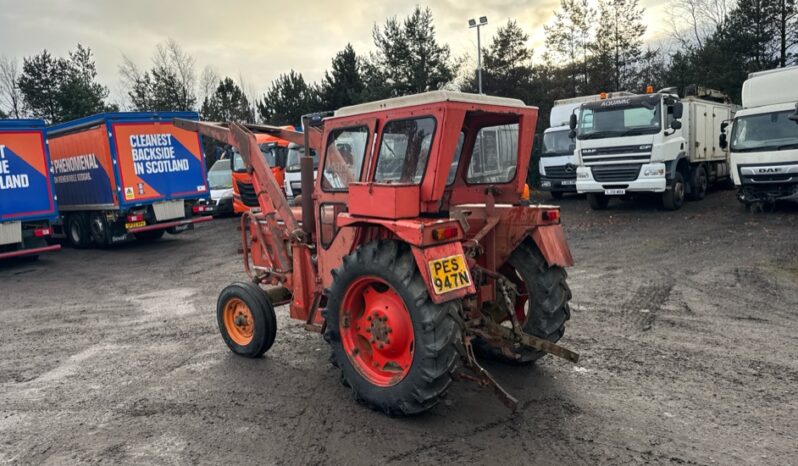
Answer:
(539, 94, 631, 198)
(721, 66, 798, 206)
(573, 88, 735, 210)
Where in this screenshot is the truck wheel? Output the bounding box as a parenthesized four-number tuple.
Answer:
(662, 172, 685, 210)
(587, 193, 610, 210)
(687, 165, 708, 201)
(66, 214, 92, 249)
(134, 229, 165, 241)
(89, 212, 110, 246)
(324, 240, 461, 415)
(481, 241, 571, 363)
(217, 282, 277, 358)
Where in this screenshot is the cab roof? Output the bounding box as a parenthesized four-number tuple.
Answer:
(333, 91, 530, 118)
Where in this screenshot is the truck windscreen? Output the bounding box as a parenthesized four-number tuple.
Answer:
(543, 130, 574, 156)
(731, 110, 798, 152)
(578, 97, 661, 140)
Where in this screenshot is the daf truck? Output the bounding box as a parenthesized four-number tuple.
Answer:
(540, 93, 631, 198)
(0, 119, 60, 260)
(720, 66, 798, 207)
(572, 88, 735, 210)
(47, 112, 213, 247)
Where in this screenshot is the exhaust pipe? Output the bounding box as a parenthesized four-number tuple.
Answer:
(301, 117, 315, 238)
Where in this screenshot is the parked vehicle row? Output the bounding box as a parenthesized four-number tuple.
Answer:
(1, 112, 213, 260)
(540, 65, 798, 211)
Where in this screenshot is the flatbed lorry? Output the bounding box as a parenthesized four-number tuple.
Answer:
(0, 119, 60, 260)
(47, 112, 213, 247)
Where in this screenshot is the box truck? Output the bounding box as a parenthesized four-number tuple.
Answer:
(572, 88, 736, 210)
(47, 112, 212, 247)
(0, 119, 61, 260)
(539, 93, 631, 198)
(721, 66, 798, 206)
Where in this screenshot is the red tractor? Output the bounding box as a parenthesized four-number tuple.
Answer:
(176, 91, 579, 415)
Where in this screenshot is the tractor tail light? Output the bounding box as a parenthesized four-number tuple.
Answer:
(33, 227, 51, 237)
(432, 226, 459, 241)
(126, 214, 144, 223)
(542, 209, 560, 222)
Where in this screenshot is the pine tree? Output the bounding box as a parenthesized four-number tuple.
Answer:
(120, 40, 196, 112)
(320, 44, 365, 110)
(18, 45, 113, 123)
(544, 0, 595, 93)
(593, 0, 647, 91)
(201, 77, 254, 122)
(372, 6, 454, 96)
(258, 70, 320, 125)
(464, 20, 535, 101)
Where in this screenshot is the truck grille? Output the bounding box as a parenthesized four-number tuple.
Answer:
(236, 181, 259, 207)
(581, 145, 651, 166)
(543, 165, 577, 179)
(591, 164, 642, 182)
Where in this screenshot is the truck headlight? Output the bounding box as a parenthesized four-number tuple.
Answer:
(643, 167, 665, 177)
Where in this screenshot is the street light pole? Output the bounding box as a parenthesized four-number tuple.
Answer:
(468, 16, 488, 94)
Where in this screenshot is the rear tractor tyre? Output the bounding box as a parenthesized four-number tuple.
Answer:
(482, 241, 572, 363)
(217, 282, 277, 358)
(587, 193, 610, 210)
(66, 214, 92, 249)
(323, 240, 461, 415)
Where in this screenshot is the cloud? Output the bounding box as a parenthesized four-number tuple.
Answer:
(0, 0, 670, 106)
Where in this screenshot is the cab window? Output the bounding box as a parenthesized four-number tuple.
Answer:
(374, 117, 436, 184)
(322, 126, 369, 191)
(466, 123, 519, 184)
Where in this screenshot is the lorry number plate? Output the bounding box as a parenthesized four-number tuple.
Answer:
(561, 180, 576, 185)
(125, 221, 146, 229)
(605, 188, 626, 195)
(428, 254, 471, 295)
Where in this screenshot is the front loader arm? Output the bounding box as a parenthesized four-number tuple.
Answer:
(175, 119, 301, 272)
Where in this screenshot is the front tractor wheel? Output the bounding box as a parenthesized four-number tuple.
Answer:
(324, 240, 461, 416)
(217, 282, 277, 358)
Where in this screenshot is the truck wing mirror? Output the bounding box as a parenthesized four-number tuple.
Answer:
(670, 119, 682, 130)
(720, 121, 729, 133)
(719, 133, 728, 149)
(672, 102, 684, 119)
(569, 129, 577, 139)
(790, 103, 798, 123)
(569, 114, 577, 130)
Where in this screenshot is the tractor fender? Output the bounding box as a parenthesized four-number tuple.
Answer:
(530, 224, 574, 268)
(410, 242, 477, 304)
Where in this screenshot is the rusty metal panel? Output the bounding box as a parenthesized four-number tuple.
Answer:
(531, 225, 574, 267)
(348, 183, 421, 219)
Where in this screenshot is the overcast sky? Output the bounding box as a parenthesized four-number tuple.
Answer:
(0, 0, 671, 107)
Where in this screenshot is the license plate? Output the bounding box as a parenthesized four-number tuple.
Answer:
(428, 254, 471, 295)
(561, 180, 576, 185)
(605, 189, 626, 195)
(125, 221, 146, 230)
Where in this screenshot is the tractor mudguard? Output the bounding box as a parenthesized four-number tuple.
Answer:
(410, 242, 477, 304)
(531, 224, 574, 268)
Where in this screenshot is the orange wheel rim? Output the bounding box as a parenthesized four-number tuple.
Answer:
(223, 298, 255, 345)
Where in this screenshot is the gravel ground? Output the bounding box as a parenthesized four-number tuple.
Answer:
(1, 189, 796, 465)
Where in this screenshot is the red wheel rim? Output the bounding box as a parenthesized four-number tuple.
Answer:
(339, 276, 414, 387)
(500, 264, 529, 325)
